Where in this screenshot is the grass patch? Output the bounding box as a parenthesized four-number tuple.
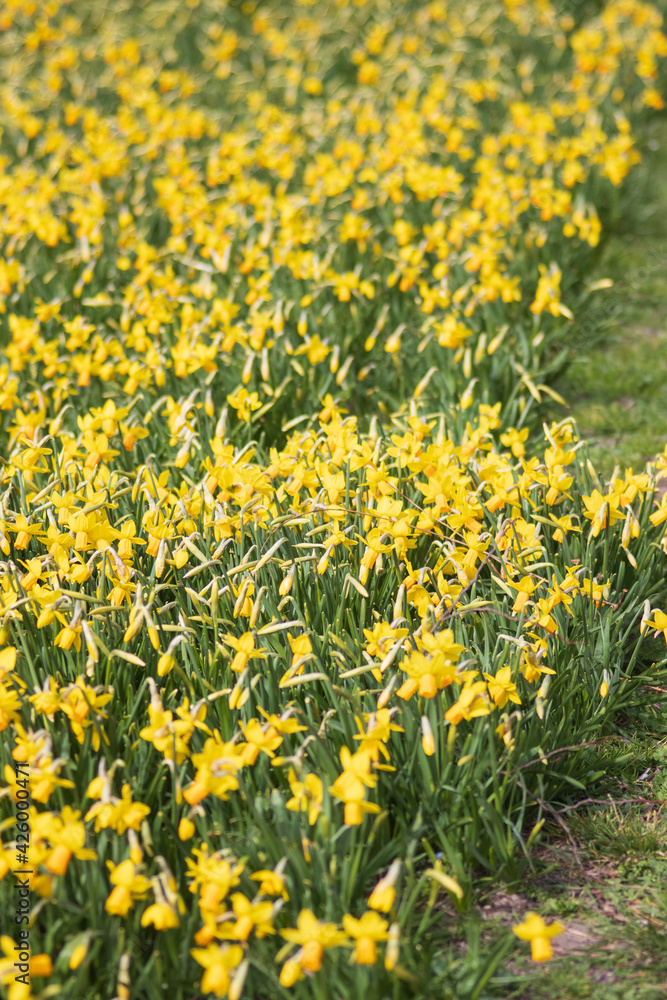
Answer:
(550, 119, 667, 473)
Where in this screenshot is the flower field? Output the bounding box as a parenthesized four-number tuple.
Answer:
(0, 1, 666, 997)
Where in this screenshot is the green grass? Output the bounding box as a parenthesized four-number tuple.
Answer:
(487, 707, 667, 998)
(506, 807, 667, 999)
(549, 118, 667, 474)
(524, 112, 667, 995)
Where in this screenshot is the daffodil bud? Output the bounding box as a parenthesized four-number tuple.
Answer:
(474, 333, 486, 365)
(393, 584, 406, 621)
(329, 343, 339, 373)
(178, 817, 195, 841)
(487, 325, 507, 355)
(279, 565, 295, 595)
(249, 587, 264, 627)
(599, 669, 610, 699)
(215, 408, 227, 439)
(233, 580, 251, 618)
(155, 537, 166, 578)
(69, 940, 89, 971)
(422, 605, 436, 633)
(414, 366, 437, 398)
(242, 353, 254, 385)
(157, 653, 175, 677)
(377, 674, 396, 710)
(460, 378, 477, 410)
(123, 613, 142, 644)
(641, 599, 652, 635)
(421, 715, 436, 756)
(622, 509, 632, 549)
(229, 959, 249, 1000)
(82, 620, 99, 663)
(537, 675, 551, 700)
(385, 923, 400, 971)
(447, 722, 458, 762)
(335, 353, 353, 386)
(280, 959, 303, 987)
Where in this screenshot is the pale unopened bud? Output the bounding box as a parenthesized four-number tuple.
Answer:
(368, 859, 401, 913)
(242, 353, 254, 385)
(597, 501, 608, 532)
(421, 715, 436, 756)
(474, 333, 486, 365)
(82, 620, 99, 663)
(385, 923, 400, 970)
(414, 366, 438, 399)
(229, 959, 249, 1000)
(155, 538, 166, 578)
(249, 587, 264, 628)
(279, 565, 295, 596)
(233, 580, 251, 618)
(622, 509, 632, 549)
(229, 671, 249, 710)
(641, 599, 652, 635)
(460, 378, 477, 410)
(393, 584, 406, 620)
(215, 408, 227, 439)
(537, 675, 551, 700)
(335, 353, 353, 386)
(377, 674, 396, 710)
(329, 343, 339, 373)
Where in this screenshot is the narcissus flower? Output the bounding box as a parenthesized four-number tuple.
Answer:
(483, 666, 521, 709)
(445, 676, 491, 724)
(286, 768, 323, 825)
(329, 747, 380, 825)
(280, 909, 349, 973)
(368, 860, 401, 913)
(191, 943, 244, 997)
(105, 859, 152, 916)
(141, 901, 180, 930)
(343, 911, 390, 964)
(31, 806, 97, 875)
(581, 490, 624, 536)
(220, 631, 268, 673)
(644, 609, 667, 644)
(250, 860, 289, 900)
(512, 911, 564, 961)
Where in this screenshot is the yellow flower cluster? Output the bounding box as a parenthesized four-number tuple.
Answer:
(0, 0, 664, 433)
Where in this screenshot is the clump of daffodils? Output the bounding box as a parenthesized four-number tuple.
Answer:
(0, 0, 666, 997)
